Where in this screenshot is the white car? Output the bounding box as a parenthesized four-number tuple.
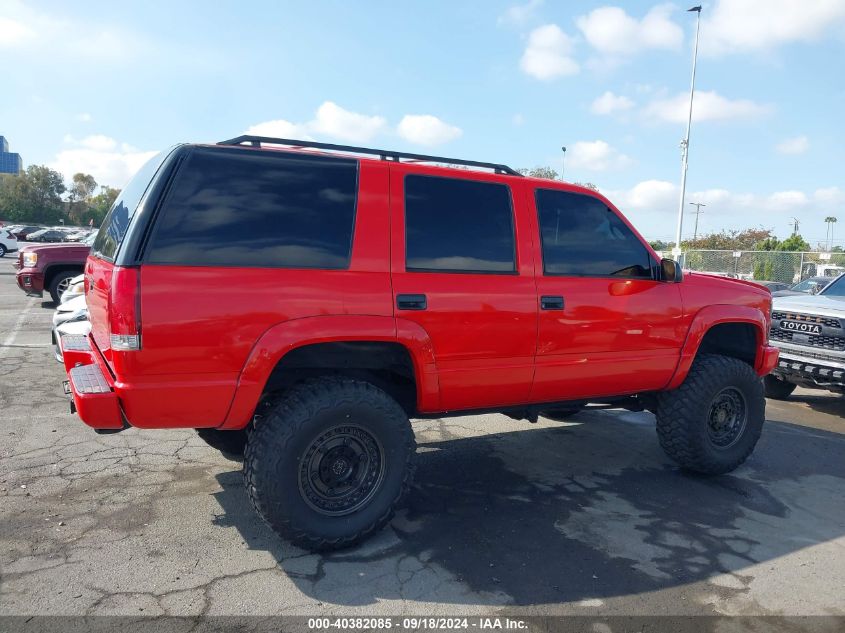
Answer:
(0, 227, 19, 258)
(60, 274, 85, 304)
(54, 318, 91, 363)
(53, 294, 87, 328)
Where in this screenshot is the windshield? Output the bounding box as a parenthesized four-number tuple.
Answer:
(820, 275, 845, 296)
(91, 152, 165, 261)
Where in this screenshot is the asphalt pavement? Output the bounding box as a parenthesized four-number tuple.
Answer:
(0, 255, 843, 622)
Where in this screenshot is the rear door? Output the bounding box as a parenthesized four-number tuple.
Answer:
(389, 167, 538, 411)
(529, 187, 684, 402)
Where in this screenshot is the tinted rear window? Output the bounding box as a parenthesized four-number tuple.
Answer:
(404, 175, 515, 273)
(145, 148, 358, 269)
(92, 152, 165, 261)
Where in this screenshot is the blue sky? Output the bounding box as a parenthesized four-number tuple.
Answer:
(2, 0, 844, 244)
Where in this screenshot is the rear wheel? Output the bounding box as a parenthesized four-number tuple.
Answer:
(656, 354, 765, 475)
(0, 244, 6, 257)
(244, 376, 415, 551)
(48, 271, 76, 303)
(763, 374, 796, 400)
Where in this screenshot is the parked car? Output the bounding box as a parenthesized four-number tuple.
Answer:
(54, 317, 91, 363)
(755, 280, 791, 293)
(14, 232, 96, 302)
(59, 274, 85, 303)
(0, 227, 19, 257)
(11, 225, 45, 241)
(766, 274, 845, 399)
(27, 229, 68, 243)
(772, 276, 834, 297)
(60, 136, 778, 551)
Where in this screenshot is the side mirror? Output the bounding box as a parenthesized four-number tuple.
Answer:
(661, 258, 683, 283)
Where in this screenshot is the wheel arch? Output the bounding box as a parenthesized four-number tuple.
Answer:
(219, 315, 439, 429)
(667, 305, 768, 390)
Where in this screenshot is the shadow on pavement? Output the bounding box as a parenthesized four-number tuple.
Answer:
(212, 411, 845, 607)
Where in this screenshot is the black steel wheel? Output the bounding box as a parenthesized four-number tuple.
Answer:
(657, 354, 765, 474)
(298, 425, 385, 516)
(706, 387, 747, 448)
(244, 376, 415, 551)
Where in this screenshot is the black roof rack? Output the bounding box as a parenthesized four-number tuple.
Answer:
(217, 135, 523, 177)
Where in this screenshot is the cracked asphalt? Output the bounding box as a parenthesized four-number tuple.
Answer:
(1, 256, 844, 619)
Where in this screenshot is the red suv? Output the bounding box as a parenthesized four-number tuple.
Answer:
(59, 136, 779, 550)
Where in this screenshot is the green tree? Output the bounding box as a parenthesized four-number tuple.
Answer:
(0, 165, 66, 223)
(518, 166, 559, 179)
(777, 234, 810, 252)
(87, 186, 120, 227)
(67, 173, 98, 222)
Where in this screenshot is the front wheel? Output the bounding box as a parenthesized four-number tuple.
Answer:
(244, 376, 415, 551)
(48, 271, 76, 303)
(764, 374, 796, 400)
(656, 354, 765, 475)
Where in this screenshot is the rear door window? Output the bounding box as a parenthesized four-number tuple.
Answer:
(535, 188, 653, 278)
(404, 174, 515, 273)
(145, 148, 358, 269)
(92, 152, 165, 261)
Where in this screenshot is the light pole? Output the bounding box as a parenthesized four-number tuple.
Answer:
(561, 146, 566, 180)
(672, 5, 703, 260)
(689, 201, 706, 242)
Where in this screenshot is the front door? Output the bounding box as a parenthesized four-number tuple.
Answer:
(528, 187, 684, 402)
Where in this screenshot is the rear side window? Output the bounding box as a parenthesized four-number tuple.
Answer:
(536, 189, 653, 278)
(404, 175, 515, 273)
(146, 148, 358, 269)
(92, 152, 165, 261)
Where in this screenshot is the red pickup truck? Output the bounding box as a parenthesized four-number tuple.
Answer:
(15, 234, 95, 302)
(58, 137, 779, 550)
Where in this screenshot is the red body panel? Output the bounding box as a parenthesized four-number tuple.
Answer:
(73, 145, 775, 431)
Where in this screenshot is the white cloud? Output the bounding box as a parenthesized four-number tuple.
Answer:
(604, 180, 845, 240)
(245, 102, 386, 144)
(520, 24, 579, 80)
(245, 119, 310, 139)
(397, 115, 463, 146)
(51, 136, 158, 187)
(498, 0, 543, 26)
(703, 0, 845, 56)
(576, 4, 682, 56)
(309, 101, 386, 143)
(776, 135, 809, 155)
(0, 16, 35, 47)
(643, 90, 771, 123)
(590, 91, 635, 115)
(567, 140, 632, 172)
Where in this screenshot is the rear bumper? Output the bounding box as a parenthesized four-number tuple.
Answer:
(59, 334, 125, 430)
(16, 269, 44, 295)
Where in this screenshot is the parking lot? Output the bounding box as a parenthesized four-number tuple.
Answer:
(1, 256, 844, 619)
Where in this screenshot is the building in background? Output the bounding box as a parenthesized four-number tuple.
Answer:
(0, 136, 23, 174)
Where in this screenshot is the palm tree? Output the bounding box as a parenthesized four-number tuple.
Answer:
(825, 216, 838, 251)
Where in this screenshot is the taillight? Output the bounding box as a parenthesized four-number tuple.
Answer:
(109, 267, 141, 351)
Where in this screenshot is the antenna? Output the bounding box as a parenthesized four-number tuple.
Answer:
(791, 217, 800, 236)
(688, 202, 706, 241)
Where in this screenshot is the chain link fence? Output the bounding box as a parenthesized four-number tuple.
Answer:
(673, 250, 845, 284)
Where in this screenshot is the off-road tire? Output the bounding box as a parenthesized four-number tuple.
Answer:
(244, 376, 415, 551)
(196, 428, 249, 458)
(541, 406, 584, 421)
(656, 354, 765, 475)
(48, 271, 77, 303)
(763, 374, 796, 400)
